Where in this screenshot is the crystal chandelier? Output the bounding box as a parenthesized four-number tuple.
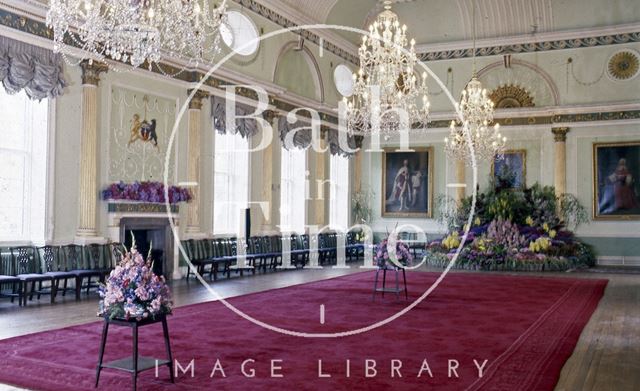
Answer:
(444, 0, 506, 165)
(343, 0, 430, 137)
(46, 0, 228, 71)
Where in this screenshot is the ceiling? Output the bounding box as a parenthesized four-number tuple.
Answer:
(267, 0, 640, 46)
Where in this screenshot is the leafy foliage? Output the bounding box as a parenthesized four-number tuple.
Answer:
(352, 187, 374, 224)
(429, 181, 593, 272)
(436, 181, 588, 231)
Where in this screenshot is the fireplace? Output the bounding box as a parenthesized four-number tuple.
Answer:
(106, 202, 181, 280)
(119, 218, 174, 279)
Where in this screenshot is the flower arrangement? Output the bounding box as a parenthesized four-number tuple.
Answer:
(102, 181, 192, 204)
(529, 237, 552, 253)
(441, 231, 461, 250)
(98, 243, 173, 320)
(374, 237, 413, 268)
(427, 183, 594, 272)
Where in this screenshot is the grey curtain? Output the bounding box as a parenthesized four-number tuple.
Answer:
(0, 36, 66, 100)
(326, 128, 358, 157)
(211, 96, 260, 138)
(278, 115, 313, 150)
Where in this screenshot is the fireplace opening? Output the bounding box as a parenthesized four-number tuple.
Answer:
(124, 229, 165, 276)
(119, 218, 174, 279)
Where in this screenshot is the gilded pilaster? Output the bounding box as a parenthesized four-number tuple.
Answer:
(76, 60, 107, 238)
(185, 89, 209, 235)
(552, 127, 570, 198)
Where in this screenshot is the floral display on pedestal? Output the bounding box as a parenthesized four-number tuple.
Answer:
(374, 237, 414, 268)
(98, 244, 173, 321)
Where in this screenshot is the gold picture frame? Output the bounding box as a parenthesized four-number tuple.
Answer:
(381, 147, 434, 218)
(491, 149, 527, 189)
(593, 141, 640, 220)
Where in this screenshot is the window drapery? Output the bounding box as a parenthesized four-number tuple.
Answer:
(212, 96, 359, 156)
(0, 36, 66, 100)
(211, 96, 260, 138)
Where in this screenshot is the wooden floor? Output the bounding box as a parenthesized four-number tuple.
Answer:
(0, 266, 638, 391)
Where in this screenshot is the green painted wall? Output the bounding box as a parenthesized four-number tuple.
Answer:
(274, 49, 319, 101)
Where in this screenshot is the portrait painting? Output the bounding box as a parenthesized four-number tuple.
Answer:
(492, 150, 526, 189)
(593, 141, 640, 220)
(382, 147, 433, 218)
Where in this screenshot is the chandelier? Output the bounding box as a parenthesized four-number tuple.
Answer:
(444, 0, 506, 165)
(46, 0, 228, 71)
(343, 0, 430, 137)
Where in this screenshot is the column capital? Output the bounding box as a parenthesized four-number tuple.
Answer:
(187, 89, 210, 110)
(80, 60, 108, 86)
(551, 127, 570, 142)
(263, 109, 280, 123)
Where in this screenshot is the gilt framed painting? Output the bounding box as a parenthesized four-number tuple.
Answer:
(381, 147, 434, 218)
(593, 141, 640, 220)
(492, 150, 526, 190)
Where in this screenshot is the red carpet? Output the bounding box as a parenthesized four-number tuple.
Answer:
(0, 272, 606, 390)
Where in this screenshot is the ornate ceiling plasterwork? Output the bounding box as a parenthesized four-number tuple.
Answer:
(477, 59, 559, 107)
(273, 0, 340, 24)
(457, 0, 553, 40)
(489, 84, 535, 108)
(418, 31, 640, 61)
(607, 49, 640, 81)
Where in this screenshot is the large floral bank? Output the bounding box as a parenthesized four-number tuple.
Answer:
(426, 183, 595, 272)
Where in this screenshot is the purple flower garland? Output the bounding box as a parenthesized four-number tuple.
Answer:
(102, 181, 192, 204)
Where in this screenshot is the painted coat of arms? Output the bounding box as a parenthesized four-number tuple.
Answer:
(128, 96, 159, 148)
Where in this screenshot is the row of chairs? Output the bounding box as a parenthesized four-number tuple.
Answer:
(182, 232, 365, 281)
(0, 243, 124, 306)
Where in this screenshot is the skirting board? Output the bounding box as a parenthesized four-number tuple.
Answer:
(597, 256, 640, 266)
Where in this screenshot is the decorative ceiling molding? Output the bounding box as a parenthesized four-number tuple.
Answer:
(427, 109, 640, 129)
(476, 58, 560, 106)
(489, 84, 535, 108)
(417, 23, 640, 61)
(456, 0, 553, 40)
(362, 0, 419, 29)
(419, 31, 640, 61)
(607, 49, 640, 81)
(427, 102, 640, 128)
(233, 0, 359, 64)
(269, 0, 340, 24)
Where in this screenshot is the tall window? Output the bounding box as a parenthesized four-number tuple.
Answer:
(280, 147, 306, 233)
(330, 154, 350, 230)
(0, 89, 48, 242)
(213, 132, 249, 234)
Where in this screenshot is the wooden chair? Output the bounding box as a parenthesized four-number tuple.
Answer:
(84, 244, 112, 294)
(38, 245, 76, 299)
(248, 236, 266, 273)
(62, 244, 99, 300)
(109, 242, 126, 266)
(260, 236, 279, 270)
(0, 247, 20, 304)
(11, 246, 55, 306)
